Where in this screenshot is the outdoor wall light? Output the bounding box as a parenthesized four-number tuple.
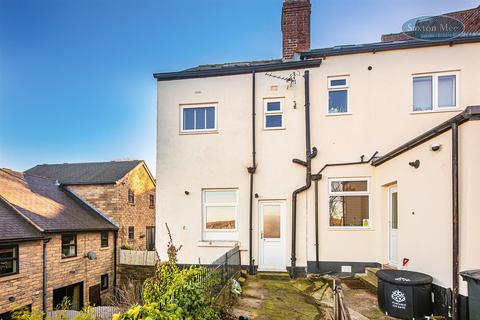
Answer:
(254, 193, 259, 198)
(409, 160, 420, 169)
(184, 190, 190, 195)
(368, 66, 373, 70)
(431, 143, 442, 151)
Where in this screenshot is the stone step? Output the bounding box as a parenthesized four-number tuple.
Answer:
(356, 272, 378, 293)
(256, 271, 291, 281)
(366, 267, 380, 278)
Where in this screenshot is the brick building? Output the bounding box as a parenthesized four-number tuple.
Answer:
(0, 169, 117, 317)
(25, 160, 156, 251)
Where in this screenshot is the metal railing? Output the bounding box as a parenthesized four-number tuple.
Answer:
(203, 246, 242, 296)
(333, 278, 351, 320)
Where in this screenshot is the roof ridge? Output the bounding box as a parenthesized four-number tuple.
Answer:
(32, 159, 141, 166)
(0, 168, 26, 183)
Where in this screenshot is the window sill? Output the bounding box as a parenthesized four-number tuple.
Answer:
(0, 273, 22, 282)
(197, 241, 239, 247)
(325, 112, 352, 117)
(61, 256, 82, 263)
(411, 108, 462, 115)
(179, 130, 219, 135)
(263, 127, 286, 131)
(328, 227, 374, 231)
(100, 247, 110, 251)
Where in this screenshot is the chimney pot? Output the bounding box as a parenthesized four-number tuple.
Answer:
(281, 0, 311, 60)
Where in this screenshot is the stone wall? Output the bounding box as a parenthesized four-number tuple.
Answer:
(69, 163, 155, 250)
(45, 232, 115, 310)
(0, 240, 43, 314)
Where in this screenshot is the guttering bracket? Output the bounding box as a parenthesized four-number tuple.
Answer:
(311, 147, 318, 158)
(292, 159, 307, 166)
(247, 166, 257, 174)
(311, 174, 322, 181)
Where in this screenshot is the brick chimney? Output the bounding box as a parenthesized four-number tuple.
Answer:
(281, 0, 311, 60)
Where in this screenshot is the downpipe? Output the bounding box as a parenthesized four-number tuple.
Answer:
(290, 70, 317, 278)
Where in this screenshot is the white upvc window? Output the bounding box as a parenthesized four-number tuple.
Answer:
(263, 98, 284, 129)
(412, 72, 459, 112)
(202, 189, 238, 241)
(328, 178, 370, 228)
(327, 76, 349, 115)
(180, 104, 217, 133)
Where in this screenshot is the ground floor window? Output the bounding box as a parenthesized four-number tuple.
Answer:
(202, 189, 238, 241)
(0, 305, 31, 320)
(328, 178, 370, 227)
(53, 282, 83, 310)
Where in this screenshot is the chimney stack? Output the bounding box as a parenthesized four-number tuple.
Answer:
(281, 0, 311, 60)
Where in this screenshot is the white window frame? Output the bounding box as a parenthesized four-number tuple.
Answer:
(202, 188, 239, 241)
(180, 103, 218, 133)
(263, 98, 285, 130)
(412, 71, 460, 113)
(328, 177, 371, 229)
(327, 76, 350, 115)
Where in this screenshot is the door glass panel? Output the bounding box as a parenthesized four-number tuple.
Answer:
(263, 205, 281, 238)
(392, 192, 398, 229)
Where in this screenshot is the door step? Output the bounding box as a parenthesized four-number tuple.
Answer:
(256, 271, 291, 281)
(355, 267, 379, 292)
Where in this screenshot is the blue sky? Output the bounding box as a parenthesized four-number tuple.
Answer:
(0, 0, 477, 172)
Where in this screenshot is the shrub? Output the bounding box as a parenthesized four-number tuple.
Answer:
(121, 244, 133, 250)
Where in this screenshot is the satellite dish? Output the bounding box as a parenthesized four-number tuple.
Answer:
(85, 252, 97, 260)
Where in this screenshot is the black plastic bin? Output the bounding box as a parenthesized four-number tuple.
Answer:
(376, 269, 433, 319)
(460, 270, 480, 320)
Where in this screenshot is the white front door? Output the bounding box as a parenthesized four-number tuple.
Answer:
(258, 201, 286, 271)
(388, 186, 398, 266)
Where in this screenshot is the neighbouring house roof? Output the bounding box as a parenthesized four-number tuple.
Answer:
(0, 169, 117, 233)
(372, 106, 480, 166)
(25, 160, 144, 185)
(381, 6, 480, 42)
(0, 198, 44, 243)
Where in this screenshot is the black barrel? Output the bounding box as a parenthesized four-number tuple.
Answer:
(460, 270, 480, 320)
(376, 269, 433, 319)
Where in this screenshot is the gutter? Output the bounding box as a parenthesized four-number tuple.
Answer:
(153, 59, 322, 81)
(301, 35, 480, 59)
(290, 70, 317, 278)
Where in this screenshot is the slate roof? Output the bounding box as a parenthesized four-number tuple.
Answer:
(25, 160, 142, 185)
(0, 169, 117, 233)
(0, 198, 44, 243)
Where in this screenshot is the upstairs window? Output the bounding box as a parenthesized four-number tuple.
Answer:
(202, 189, 238, 241)
(100, 231, 109, 248)
(149, 194, 155, 209)
(0, 245, 19, 276)
(181, 105, 217, 133)
(128, 226, 135, 240)
(328, 76, 349, 114)
(128, 189, 135, 204)
(413, 72, 458, 112)
(329, 178, 370, 228)
(264, 98, 284, 129)
(61, 234, 77, 258)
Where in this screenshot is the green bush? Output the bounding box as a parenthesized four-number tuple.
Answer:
(120, 244, 133, 250)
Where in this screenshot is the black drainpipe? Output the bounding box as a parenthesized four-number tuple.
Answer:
(248, 70, 257, 275)
(451, 122, 459, 320)
(42, 238, 50, 315)
(290, 70, 316, 278)
(113, 230, 118, 290)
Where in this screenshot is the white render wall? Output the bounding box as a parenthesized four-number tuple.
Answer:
(156, 42, 480, 294)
